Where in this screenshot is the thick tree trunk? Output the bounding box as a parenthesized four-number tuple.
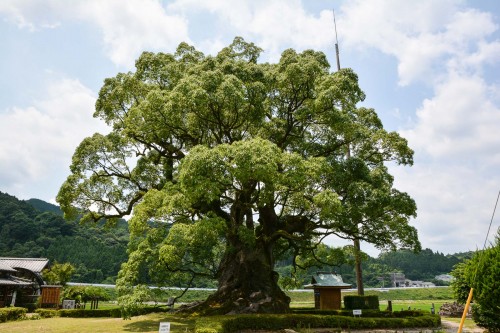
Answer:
(353, 238, 364, 296)
(180, 240, 290, 315)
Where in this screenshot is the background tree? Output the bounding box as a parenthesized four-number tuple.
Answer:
(277, 243, 348, 290)
(327, 140, 420, 294)
(57, 37, 418, 314)
(42, 262, 75, 286)
(63, 285, 111, 309)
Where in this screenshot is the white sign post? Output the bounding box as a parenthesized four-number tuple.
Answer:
(353, 309, 362, 317)
(159, 322, 170, 333)
(62, 300, 76, 309)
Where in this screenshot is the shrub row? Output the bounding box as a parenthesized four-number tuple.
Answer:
(344, 295, 380, 310)
(215, 313, 441, 333)
(0, 307, 27, 323)
(59, 308, 122, 318)
(17, 302, 37, 312)
(292, 308, 428, 318)
(35, 309, 59, 318)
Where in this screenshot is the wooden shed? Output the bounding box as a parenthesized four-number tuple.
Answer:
(40, 285, 62, 308)
(304, 272, 351, 310)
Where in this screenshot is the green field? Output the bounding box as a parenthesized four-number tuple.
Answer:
(287, 287, 453, 310)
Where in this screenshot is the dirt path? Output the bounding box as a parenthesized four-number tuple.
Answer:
(440, 319, 485, 333)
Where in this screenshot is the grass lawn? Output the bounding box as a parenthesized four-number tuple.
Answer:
(442, 316, 480, 330)
(0, 313, 194, 333)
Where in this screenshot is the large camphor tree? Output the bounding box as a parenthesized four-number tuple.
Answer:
(57, 38, 419, 315)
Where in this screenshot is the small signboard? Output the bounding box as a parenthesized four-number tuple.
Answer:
(62, 300, 75, 309)
(353, 309, 362, 316)
(159, 322, 170, 333)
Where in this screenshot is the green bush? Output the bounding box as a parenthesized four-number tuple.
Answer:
(131, 306, 169, 316)
(392, 309, 427, 317)
(0, 307, 27, 322)
(56, 306, 168, 318)
(59, 309, 111, 317)
(195, 328, 218, 333)
(344, 295, 379, 310)
(18, 302, 37, 313)
(472, 304, 500, 333)
(291, 308, 427, 319)
(35, 309, 59, 318)
(292, 308, 405, 318)
(217, 313, 440, 333)
(451, 231, 500, 333)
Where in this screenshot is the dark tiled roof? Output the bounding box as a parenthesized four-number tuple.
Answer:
(304, 272, 351, 289)
(0, 258, 49, 273)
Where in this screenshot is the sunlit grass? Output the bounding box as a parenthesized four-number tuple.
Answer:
(442, 316, 480, 329)
(0, 313, 195, 333)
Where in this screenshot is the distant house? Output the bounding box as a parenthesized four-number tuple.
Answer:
(409, 280, 436, 288)
(0, 257, 49, 308)
(304, 272, 351, 310)
(389, 272, 406, 287)
(435, 274, 454, 283)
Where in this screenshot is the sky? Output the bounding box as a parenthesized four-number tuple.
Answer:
(1, 0, 500, 257)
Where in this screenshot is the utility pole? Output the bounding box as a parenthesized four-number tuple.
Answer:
(333, 8, 364, 296)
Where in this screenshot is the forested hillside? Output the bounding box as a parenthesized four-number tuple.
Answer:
(276, 246, 471, 289)
(377, 248, 471, 281)
(0, 191, 128, 283)
(0, 190, 470, 287)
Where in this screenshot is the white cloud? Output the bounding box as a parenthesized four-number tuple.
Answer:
(77, 0, 190, 68)
(391, 162, 500, 254)
(0, 78, 107, 200)
(0, 0, 190, 68)
(167, 0, 335, 61)
(0, 0, 62, 31)
(402, 74, 500, 158)
(339, 0, 499, 85)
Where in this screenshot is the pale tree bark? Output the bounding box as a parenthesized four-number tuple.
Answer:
(353, 238, 364, 296)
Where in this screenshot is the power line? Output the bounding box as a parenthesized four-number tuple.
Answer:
(482, 190, 500, 250)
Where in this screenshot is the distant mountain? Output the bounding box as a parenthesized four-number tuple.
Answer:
(0, 191, 128, 284)
(26, 198, 63, 215)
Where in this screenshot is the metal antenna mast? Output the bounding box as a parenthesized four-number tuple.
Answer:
(333, 7, 366, 296)
(333, 9, 341, 71)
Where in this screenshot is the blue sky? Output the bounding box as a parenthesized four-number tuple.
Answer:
(1, 0, 500, 256)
